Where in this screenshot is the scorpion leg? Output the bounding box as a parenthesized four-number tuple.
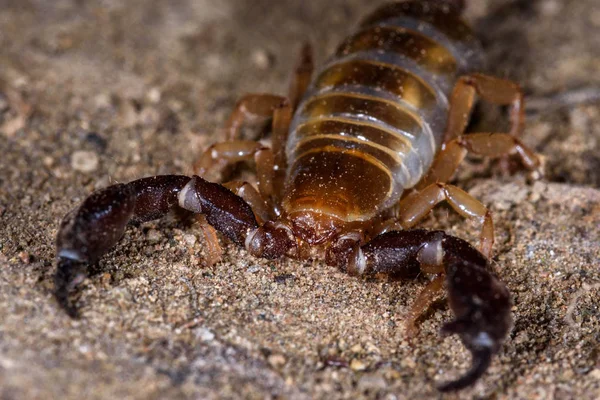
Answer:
(443, 73, 525, 143)
(327, 229, 512, 392)
(288, 42, 314, 110)
(397, 183, 494, 258)
(193, 43, 307, 201)
(219, 94, 289, 142)
(195, 215, 223, 268)
(223, 180, 272, 223)
(194, 96, 292, 212)
(194, 141, 279, 214)
(217, 41, 312, 145)
(419, 73, 542, 189)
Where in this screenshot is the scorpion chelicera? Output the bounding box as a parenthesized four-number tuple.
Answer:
(54, 0, 542, 392)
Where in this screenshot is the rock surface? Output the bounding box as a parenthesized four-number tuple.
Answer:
(1, 0, 599, 399)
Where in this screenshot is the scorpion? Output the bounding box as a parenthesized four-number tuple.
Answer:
(54, 0, 542, 392)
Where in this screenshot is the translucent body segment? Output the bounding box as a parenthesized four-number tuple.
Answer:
(294, 119, 412, 155)
(360, 1, 476, 43)
(314, 59, 438, 110)
(293, 135, 402, 171)
(299, 92, 422, 135)
(336, 25, 457, 77)
(284, 150, 392, 221)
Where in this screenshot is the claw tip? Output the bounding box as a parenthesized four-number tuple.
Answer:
(437, 348, 493, 392)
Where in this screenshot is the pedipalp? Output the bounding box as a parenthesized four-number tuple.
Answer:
(327, 229, 512, 391)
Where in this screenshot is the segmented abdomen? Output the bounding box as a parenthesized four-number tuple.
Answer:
(283, 1, 484, 221)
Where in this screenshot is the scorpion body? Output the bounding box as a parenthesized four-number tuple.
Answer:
(54, 1, 542, 392)
(283, 1, 484, 243)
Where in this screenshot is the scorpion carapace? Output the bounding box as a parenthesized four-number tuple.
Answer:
(54, 0, 542, 392)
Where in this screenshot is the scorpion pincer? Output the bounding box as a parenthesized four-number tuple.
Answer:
(54, 0, 541, 391)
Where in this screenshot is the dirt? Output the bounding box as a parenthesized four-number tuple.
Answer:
(1, 0, 599, 399)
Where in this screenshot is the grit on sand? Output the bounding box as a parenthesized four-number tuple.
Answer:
(0, 0, 599, 399)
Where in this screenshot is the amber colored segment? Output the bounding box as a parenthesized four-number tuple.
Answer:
(293, 135, 401, 171)
(361, 1, 475, 43)
(196, 215, 224, 267)
(405, 274, 445, 338)
(288, 42, 314, 110)
(295, 118, 411, 155)
(315, 60, 437, 110)
(336, 26, 457, 76)
(284, 150, 392, 221)
(223, 94, 287, 141)
(300, 92, 422, 134)
(223, 181, 271, 224)
(418, 140, 466, 188)
(194, 140, 266, 181)
(443, 73, 524, 143)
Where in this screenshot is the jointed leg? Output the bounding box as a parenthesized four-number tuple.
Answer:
(194, 94, 293, 212)
(420, 133, 541, 188)
(397, 183, 494, 258)
(195, 139, 268, 181)
(223, 180, 272, 224)
(443, 73, 525, 144)
(219, 42, 312, 144)
(288, 42, 314, 110)
(419, 73, 541, 189)
(194, 141, 279, 216)
(196, 215, 223, 267)
(404, 274, 445, 338)
(193, 44, 311, 206)
(221, 94, 288, 142)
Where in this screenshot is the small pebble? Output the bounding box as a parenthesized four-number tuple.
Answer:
(71, 150, 99, 173)
(350, 358, 367, 371)
(183, 234, 197, 246)
(351, 344, 363, 353)
(357, 374, 387, 391)
(401, 357, 416, 369)
(195, 328, 215, 342)
(146, 229, 161, 243)
(42, 156, 54, 167)
(589, 369, 600, 380)
(94, 93, 112, 109)
(18, 252, 30, 264)
(251, 48, 272, 70)
(147, 87, 161, 103)
(247, 265, 260, 273)
(268, 353, 286, 368)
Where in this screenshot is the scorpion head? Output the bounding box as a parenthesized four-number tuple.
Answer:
(289, 210, 343, 245)
(288, 210, 343, 245)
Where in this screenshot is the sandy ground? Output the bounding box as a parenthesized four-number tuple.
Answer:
(1, 0, 599, 399)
